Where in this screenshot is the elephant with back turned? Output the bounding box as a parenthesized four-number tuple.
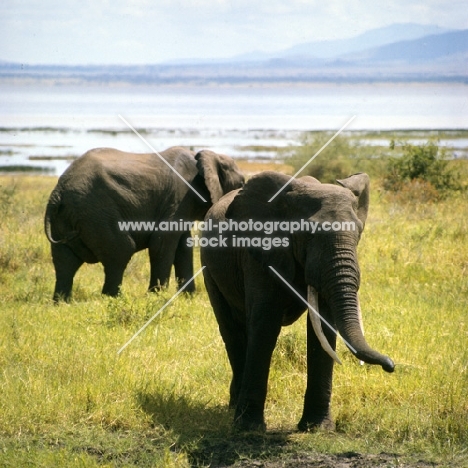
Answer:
(201, 171, 394, 432)
(44, 146, 244, 302)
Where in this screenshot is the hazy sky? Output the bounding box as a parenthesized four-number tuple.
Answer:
(1, 0, 467, 65)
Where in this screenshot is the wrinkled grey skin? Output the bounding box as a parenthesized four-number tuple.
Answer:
(45, 146, 244, 302)
(201, 171, 394, 432)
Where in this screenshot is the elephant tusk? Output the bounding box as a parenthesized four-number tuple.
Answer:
(307, 286, 342, 365)
(357, 295, 365, 336)
(357, 296, 365, 365)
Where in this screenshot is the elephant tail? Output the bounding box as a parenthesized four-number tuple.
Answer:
(44, 188, 79, 244)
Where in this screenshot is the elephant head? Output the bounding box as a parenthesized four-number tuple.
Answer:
(225, 171, 394, 371)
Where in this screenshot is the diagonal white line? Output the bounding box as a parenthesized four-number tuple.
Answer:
(268, 266, 357, 354)
(118, 114, 208, 203)
(268, 115, 356, 202)
(117, 266, 206, 354)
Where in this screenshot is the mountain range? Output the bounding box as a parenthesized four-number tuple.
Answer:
(224, 23, 453, 62)
(1, 23, 467, 84)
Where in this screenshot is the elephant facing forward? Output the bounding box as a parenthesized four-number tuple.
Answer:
(201, 171, 394, 432)
(44, 146, 244, 302)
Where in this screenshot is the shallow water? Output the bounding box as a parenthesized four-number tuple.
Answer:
(1, 82, 467, 175)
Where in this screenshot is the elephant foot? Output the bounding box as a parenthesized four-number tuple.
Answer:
(177, 281, 196, 294)
(102, 281, 122, 297)
(233, 416, 267, 433)
(228, 391, 239, 409)
(233, 406, 266, 433)
(102, 289, 120, 298)
(53, 292, 71, 303)
(297, 416, 335, 433)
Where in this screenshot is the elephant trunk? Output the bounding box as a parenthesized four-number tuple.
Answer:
(311, 237, 395, 373)
(330, 290, 394, 372)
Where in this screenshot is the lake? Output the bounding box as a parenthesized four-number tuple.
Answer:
(1, 82, 467, 175)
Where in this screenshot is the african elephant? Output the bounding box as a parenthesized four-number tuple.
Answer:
(44, 146, 244, 302)
(200, 171, 394, 432)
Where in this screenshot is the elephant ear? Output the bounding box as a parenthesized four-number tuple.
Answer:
(226, 171, 296, 283)
(336, 173, 370, 227)
(195, 150, 244, 204)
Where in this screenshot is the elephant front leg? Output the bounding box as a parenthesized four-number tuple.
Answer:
(224, 323, 247, 410)
(234, 310, 282, 432)
(203, 267, 246, 408)
(298, 308, 337, 432)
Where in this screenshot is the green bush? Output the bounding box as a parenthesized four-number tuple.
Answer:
(286, 133, 358, 183)
(384, 141, 461, 197)
(0, 180, 17, 215)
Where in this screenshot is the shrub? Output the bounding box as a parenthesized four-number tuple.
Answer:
(0, 181, 17, 215)
(384, 141, 461, 197)
(386, 178, 441, 204)
(286, 133, 358, 183)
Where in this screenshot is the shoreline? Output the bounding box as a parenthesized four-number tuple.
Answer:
(2, 77, 468, 89)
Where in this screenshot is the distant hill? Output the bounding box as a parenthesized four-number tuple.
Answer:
(0, 24, 466, 84)
(235, 23, 453, 62)
(340, 28, 468, 62)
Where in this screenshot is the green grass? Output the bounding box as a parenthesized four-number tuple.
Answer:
(0, 175, 467, 467)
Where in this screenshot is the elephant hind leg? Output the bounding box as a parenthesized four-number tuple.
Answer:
(147, 234, 179, 292)
(51, 243, 84, 302)
(174, 231, 195, 293)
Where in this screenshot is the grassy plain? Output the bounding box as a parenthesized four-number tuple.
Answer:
(0, 168, 467, 467)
